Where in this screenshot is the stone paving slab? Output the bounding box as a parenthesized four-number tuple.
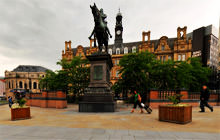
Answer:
(0, 104, 220, 139)
(1, 104, 219, 133)
(0, 125, 219, 140)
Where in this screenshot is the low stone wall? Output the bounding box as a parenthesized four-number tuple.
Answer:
(148, 90, 219, 108)
(26, 91, 67, 109)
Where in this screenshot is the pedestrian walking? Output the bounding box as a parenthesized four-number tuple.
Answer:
(199, 85, 213, 112)
(131, 91, 144, 113)
(8, 96, 13, 108)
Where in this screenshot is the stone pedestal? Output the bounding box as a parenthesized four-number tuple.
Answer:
(79, 53, 116, 112)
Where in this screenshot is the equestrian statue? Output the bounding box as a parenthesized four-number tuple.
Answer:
(88, 3, 112, 53)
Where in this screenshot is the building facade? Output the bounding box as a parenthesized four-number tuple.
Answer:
(218, 19, 220, 71)
(5, 65, 49, 98)
(0, 79, 5, 97)
(62, 11, 219, 86)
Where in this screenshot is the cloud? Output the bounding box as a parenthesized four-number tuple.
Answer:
(0, 0, 219, 76)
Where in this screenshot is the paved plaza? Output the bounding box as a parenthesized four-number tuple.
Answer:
(0, 104, 219, 140)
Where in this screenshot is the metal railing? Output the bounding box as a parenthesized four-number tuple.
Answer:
(158, 90, 179, 100)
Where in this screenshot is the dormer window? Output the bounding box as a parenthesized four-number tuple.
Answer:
(108, 49, 112, 55)
(116, 48, 120, 54)
(124, 47, 128, 54)
(132, 46, 136, 53)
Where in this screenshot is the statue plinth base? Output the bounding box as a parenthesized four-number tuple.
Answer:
(79, 53, 116, 112)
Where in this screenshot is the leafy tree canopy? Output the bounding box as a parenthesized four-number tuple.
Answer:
(115, 51, 211, 94)
(39, 57, 90, 96)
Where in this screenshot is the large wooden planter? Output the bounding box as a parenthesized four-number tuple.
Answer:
(11, 107, 31, 121)
(159, 105, 192, 124)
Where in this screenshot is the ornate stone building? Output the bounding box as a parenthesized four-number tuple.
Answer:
(5, 65, 49, 98)
(62, 11, 219, 86)
(218, 19, 220, 71)
(0, 79, 5, 97)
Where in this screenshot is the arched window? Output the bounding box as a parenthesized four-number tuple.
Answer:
(116, 48, 120, 54)
(163, 56, 166, 62)
(124, 47, 128, 54)
(178, 55, 181, 61)
(108, 48, 112, 55)
(19, 81, 23, 88)
(33, 82, 37, 89)
(182, 54, 186, 61)
(24, 83, 27, 89)
(132, 46, 136, 53)
(161, 45, 165, 51)
(29, 81, 32, 89)
(168, 56, 171, 60)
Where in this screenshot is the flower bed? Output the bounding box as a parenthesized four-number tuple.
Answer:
(11, 105, 31, 121)
(159, 104, 192, 124)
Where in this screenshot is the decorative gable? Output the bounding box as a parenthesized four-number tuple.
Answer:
(76, 45, 86, 58)
(155, 36, 171, 52)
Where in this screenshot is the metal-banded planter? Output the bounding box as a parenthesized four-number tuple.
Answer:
(159, 105, 192, 124)
(11, 107, 31, 121)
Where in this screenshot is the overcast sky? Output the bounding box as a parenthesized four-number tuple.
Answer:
(0, 0, 219, 76)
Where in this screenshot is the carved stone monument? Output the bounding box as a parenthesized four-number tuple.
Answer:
(79, 53, 115, 112)
(79, 3, 115, 112)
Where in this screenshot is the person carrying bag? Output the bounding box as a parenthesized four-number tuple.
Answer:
(131, 91, 144, 113)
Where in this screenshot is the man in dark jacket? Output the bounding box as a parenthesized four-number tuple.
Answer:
(200, 85, 213, 112)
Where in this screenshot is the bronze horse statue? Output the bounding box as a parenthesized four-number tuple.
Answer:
(89, 3, 112, 53)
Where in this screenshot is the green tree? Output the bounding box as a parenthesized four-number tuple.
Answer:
(39, 57, 90, 97)
(150, 60, 177, 89)
(118, 51, 156, 94)
(39, 70, 69, 91)
(114, 51, 211, 95)
(175, 60, 193, 89)
(188, 57, 211, 91)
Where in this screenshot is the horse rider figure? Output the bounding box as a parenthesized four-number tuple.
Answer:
(100, 8, 112, 39)
(89, 3, 112, 53)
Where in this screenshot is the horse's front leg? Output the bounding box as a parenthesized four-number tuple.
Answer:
(98, 45, 102, 53)
(106, 27, 112, 38)
(88, 29, 95, 40)
(105, 46, 108, 53)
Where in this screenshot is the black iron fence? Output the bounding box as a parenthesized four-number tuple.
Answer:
(188, 90, 220, 101)
(188, 92, 200, 100)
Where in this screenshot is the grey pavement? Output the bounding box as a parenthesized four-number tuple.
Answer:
(0, 125, 219, 140)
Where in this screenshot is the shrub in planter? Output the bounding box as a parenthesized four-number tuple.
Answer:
(17, 98, 26, 107)
(159, 94, 192, 124)
(167, 94, 183, 105)
(11, 98, 31, 121)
